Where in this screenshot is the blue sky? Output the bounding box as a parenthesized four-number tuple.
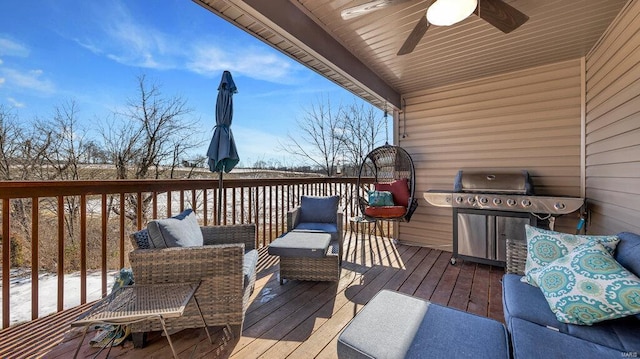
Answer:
(0, 0, 380, 167)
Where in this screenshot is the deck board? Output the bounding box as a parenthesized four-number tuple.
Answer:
(3, 231, 506, 359)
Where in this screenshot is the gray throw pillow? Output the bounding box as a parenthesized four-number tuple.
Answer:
(147, 209, 203, 248)
(299, 195, 339, 224)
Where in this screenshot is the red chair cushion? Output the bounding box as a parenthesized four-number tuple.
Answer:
(375, 179, 410, 207)
(364, 205, 406, 218)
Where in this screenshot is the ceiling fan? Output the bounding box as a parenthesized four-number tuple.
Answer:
(341, 0, 529, 56)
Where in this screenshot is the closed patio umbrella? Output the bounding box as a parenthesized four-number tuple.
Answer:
(206, 70, 239, 224)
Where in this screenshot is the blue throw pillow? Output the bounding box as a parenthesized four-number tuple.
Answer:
(147, 209, 203, 248)
(299, 196, 339, 224)
(368, 190, 394, 206)
(534, 241, 640, 325)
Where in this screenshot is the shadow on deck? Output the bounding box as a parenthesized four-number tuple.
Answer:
(5, 231, 505, 358)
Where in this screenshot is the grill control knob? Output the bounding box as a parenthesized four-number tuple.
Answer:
(521, 199, 532, 207)
(455, 196, 464, 204)
(479, 197, 489, 204)
(506, 199, 517, 206)
(554, 202, 566, 210)
(493, 198, 502, 206)
(467, 197, 476, 204)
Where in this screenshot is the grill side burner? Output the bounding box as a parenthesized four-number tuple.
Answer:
(423, 170, 585, 266)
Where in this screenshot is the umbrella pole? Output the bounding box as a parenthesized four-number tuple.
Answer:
(218, 172, 223, 225)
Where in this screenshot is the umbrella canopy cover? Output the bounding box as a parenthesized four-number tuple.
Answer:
(207, 70, 239, 173)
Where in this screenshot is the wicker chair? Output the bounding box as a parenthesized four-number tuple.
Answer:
(505, 238, 528, 275)
(278, 203, 343, 283)
(356, 144, 418, 222)
(128, 224, 257, 345)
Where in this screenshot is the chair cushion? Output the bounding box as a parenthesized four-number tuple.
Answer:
(533, 241, 640, 325)
(375, 178, 410, 207)
(146, 209, 204, 248)
(615, 232, 640, 278)
(294, 222, 339, 242)
(522, 224, 620, 286)
(364, 205, 406, 218)
(243, 249, 259, 289)
(509, 318, 625, 358)
(368, 190, 394, 206)
(130, 229, 151, 249)
(338, 290, 509, 359)
(268, 231, 331, 258)
(299, 196, 339, 224)
(503, 273, 640, 351)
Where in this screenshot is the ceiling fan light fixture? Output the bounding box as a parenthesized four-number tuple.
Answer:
(426, 0, 478, 26)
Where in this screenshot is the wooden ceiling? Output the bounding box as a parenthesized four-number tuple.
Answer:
(194, 0, 628, 109)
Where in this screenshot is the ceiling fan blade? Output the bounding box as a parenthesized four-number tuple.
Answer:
(475, 0, 529, 33)
(341, 0, 395, 20)
(397, 15, 430, 56)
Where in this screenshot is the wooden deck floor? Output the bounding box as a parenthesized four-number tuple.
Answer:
(30, 231, 504, 358)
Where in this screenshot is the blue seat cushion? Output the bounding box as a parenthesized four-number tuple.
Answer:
(338, 290, 509, 359)
(299, 195, 339, 224)
(267, 231, 331, 258)
(510, 318, 624, 359)
(243, 249, 258, 289)
(294, 222, 339, 242)
(615, 232, 640, 277)
(503, 273, 640, 352)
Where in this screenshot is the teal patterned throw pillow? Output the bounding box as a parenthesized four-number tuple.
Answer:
(534, 241, 640, 325)
(522, 225, 620, 287)
(368, 190, 394, 207)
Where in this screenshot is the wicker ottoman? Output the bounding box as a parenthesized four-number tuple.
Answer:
(268, 231, 340, 284)
(338, 290, 509, 359)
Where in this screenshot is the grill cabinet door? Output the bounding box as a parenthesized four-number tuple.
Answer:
(457, 213, 487, 259)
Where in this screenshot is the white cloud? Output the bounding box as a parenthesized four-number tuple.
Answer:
(73, 2, 178, 70)
(186, 44, 300, 84)
(69, 2, 303, 84)
(0, 36, 29, 57)
(0, 77, 4, 85)
(0, 68, 55, 94)
(6, 97, 25, 108)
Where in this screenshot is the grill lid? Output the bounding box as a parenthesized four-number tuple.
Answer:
(454, 170, 533, 195)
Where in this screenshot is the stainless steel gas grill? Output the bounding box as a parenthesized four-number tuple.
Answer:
(423, 170, 584, 266)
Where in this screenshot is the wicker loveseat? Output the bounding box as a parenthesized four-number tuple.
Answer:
(128, 223, 257, 345)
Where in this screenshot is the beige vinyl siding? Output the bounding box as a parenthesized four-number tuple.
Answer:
(585, 0, 640, 235)
(398, 60, 583, 249)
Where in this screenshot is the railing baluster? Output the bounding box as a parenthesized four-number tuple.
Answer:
(153, 191, 158, 219)
(240, 187, 245, 224)
(203, 189, 208, 226)
(2, 199, 10, 329)
(167, 191, 172, 217)
(31, 198, 39, 320)
(104, 194, 109, 297)
(80, 195, 87, 305)
(232, 187, 237, 224)
(57, 196, 64, 312)
(180, 190, 185, 213)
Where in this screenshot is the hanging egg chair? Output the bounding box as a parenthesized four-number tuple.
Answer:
(356, 143, 418, 222)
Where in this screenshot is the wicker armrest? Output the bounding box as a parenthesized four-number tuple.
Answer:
(201, 223, 256, 251)
(506, 238, 527, 275)
(128, 243, 245, 285)
(287, 207, 301, 232)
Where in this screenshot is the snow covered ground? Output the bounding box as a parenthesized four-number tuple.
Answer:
(1, 269, 118, 326)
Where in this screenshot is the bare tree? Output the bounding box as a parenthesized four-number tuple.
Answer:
(339, 101, 386, 176)
(99, 74, 204, 223)
(101, 74, 203, 180)
(279, 97, 345, 176)
(279, 97, 385, 176)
